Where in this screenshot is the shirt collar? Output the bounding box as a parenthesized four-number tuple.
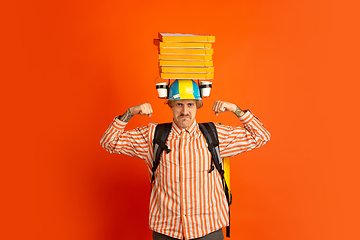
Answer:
(172, 119, 198, 135)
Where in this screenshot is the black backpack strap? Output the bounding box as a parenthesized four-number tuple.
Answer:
(151, 123, 172, 184)
(199, 122, 231, 238)
(198, 122, 223, 176)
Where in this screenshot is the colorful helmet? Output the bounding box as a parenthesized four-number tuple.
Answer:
(168, 79, 202, 101)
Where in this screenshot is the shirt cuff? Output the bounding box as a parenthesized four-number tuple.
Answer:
(238, 109, 255, 125)
(112, 116, 128, 129)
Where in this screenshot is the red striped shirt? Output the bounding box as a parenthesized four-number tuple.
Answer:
(100, 110, 270, 239)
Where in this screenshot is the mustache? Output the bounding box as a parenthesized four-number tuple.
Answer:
(179, 114, 190, 118)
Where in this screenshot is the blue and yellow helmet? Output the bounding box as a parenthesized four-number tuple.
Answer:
(168, 79, 202, 101)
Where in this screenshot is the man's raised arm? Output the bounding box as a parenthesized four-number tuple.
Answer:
(100, 103, 154, 158)
(212, 100, 271, 157)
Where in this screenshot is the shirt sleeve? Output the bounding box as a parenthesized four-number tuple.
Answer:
(216, 110, 271, 158)
(100, 118, 155, 160)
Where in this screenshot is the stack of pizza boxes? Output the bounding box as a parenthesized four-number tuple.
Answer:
(154, 33, 215, 98)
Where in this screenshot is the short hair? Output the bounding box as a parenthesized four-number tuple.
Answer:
(168, 99, 203, 109)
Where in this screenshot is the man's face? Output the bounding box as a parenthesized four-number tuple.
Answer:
(171, 99, 197, 129)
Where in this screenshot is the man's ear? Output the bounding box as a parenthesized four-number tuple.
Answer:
(167, 101, 175, 108)
(196, 100, 203, 109)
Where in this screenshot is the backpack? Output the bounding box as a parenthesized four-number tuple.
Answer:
(152, 122, 232, 237)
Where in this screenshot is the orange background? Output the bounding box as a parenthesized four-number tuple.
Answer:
(2, 0, 359, 240)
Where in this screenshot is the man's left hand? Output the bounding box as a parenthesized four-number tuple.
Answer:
(212, 101, 237, 116)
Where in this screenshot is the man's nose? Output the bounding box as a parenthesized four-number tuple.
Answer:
(180, 105, 188, 114)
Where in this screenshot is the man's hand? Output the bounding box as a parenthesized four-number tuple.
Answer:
(117, 103, 153, 122)
(212, 101, 244, 117)
(130, 103, 153, 117)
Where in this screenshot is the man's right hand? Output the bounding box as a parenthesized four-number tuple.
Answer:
(130, 103, 153, 117)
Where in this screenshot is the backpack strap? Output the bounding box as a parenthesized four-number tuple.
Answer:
(198, 123, 223, 175)
(151, 123, 172, 184)
(199, 122, 231, 238)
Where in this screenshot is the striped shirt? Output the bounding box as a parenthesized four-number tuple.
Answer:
(100, 110, 270, 239)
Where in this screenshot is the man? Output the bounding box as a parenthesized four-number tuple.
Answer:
(100, 79, 270, 240)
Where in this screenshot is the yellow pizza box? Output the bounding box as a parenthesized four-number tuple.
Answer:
(158, 54, 213, 61)
(160, 72, 214, 79)
(159, 60, 213, 67)
(160, 48, 213, 55)
(159, 33, 215, 43)
(161, 66, 214, 73)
